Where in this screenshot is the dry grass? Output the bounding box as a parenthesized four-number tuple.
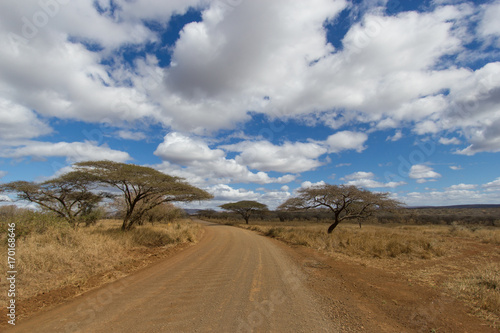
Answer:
(447, 263, 500, 321)
(234, 220, 500, 324)
(243, 223, 447, 259)
(0, 217, 200, 304)
(447, 224, 500, 245)
(94, 220, 199, 248)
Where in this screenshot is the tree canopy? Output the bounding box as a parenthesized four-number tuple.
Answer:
(278, 184, 402, 233)
(75, 161, 213, 230)
(0, 171, 103, 226)
(219, 200, 268, 224)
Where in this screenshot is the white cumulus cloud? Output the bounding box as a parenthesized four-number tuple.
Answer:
(409, 164, 442, 183)
(300, 181, 326, 189)
(483, 177, 500, 191)
(225, 140, 327, 173)
(155, 132, 225, 165)
(0, 141, 131, 163)
(446, 183, 477, 190)
(0, 98, 51, 140)
(342, 171, 406, 188)
(116, 130, 147, 141)
(325, 131, 368, 153)
(0, 194, 12, 202)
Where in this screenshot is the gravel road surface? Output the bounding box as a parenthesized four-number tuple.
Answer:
(9, 220, 338, 332)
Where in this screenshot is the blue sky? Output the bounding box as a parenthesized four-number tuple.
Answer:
(1, 0, 500, 209)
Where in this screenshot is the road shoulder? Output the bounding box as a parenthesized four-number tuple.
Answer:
(264, 234, 498, 332)
(0, 227, 204, 329)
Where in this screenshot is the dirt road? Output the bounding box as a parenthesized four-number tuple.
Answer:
(8, 220, 338, 332)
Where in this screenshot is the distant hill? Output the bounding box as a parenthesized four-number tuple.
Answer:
(183, 209, 202, 215)
(408, 204, 500, 209)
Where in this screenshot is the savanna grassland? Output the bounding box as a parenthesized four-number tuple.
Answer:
(205, 209, 500, 328)
(0, 208, 201, 318)
(1, 204, 499, 329)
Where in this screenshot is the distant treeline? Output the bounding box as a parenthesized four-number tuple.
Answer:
(377, 207, 500, 226)
(195, 207, 500, 226)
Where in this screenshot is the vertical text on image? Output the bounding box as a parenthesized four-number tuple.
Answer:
(7, 222, 17, 326)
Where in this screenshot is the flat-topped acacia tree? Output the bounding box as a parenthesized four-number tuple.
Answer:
(75, 161, 213, 231)
(219, 200, 268, 224)
(0, 171, 103, 227)
(278, 184, 402, 233)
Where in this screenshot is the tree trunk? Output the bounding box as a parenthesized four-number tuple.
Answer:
(327, 218, 341, 234)
(244, 217, 249, 224)
(122, 213, 132, 231)
(67, 217, 77, 229)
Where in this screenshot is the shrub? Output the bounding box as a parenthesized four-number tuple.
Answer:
(0, 209, 68, 239)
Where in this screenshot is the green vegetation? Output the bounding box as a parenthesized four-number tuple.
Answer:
(0, 206, 69, 238)
(0, 161, 213, 231)
(109, 199, 186, 226)
(1, 167, 499, 325)
(74, 161, 212, 230)
(199, 206, 500, 228)
(0, 171, 104, 227)
(278, 184, 402, 233)
(219, 200, 268, 224)
(0, 160, 212, 309)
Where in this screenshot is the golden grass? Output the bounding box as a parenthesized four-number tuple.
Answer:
(447, 263, 500, 320)
(243, 223, 447, 259)
(448, 224, 500, 245)
(233, 220, 500, 325)
(0, 218, 200, 304)
(394, 224, 500, 245)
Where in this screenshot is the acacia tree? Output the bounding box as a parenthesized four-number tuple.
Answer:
(278, 184, 402, 233)
(219, 200, 268, 224)
(75, 161, 213, 231)
(0, 171, 103, 227)
(109, 197, 183, 225)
